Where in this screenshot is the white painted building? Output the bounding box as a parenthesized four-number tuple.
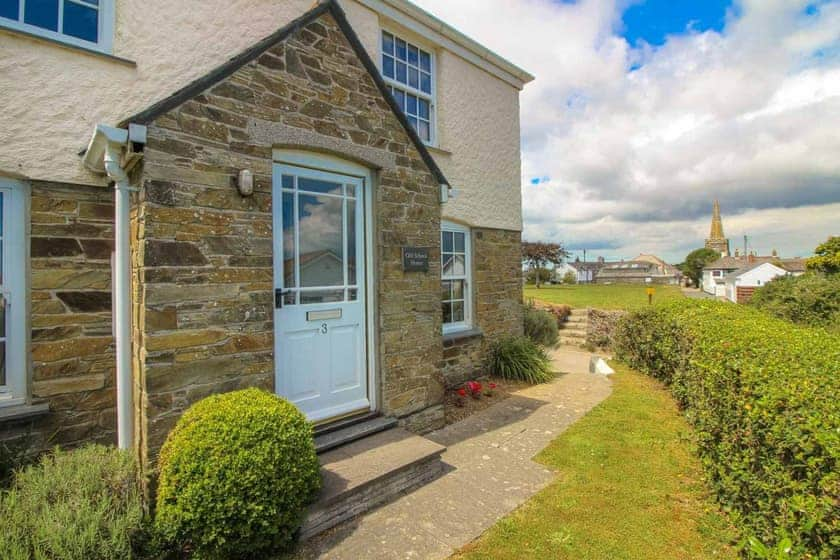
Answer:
(724, 262, 789, 304)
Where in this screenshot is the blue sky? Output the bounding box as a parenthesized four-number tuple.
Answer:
(415, 0, 840, 263)
(619, 0, 733, 46)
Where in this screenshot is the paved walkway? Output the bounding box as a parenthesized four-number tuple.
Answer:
(295, 346, 613, 559)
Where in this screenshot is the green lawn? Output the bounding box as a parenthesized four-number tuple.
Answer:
(454, 364, 737, 560)
(525, 283, 684, 310)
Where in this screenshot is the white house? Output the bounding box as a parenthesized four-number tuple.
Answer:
(551, 262, 579, 283)
(724, 262, 789, 304)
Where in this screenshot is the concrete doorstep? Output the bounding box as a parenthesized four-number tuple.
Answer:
(293, 347, 612, 559)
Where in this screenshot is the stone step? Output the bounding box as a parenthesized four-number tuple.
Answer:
(314, 415, 398, 454)
(559, 327, 587, 336)
(301, 427, 446, 540)
(569, 309, 589, 316)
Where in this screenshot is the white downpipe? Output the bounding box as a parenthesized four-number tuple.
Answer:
(103, 145, 133, 450)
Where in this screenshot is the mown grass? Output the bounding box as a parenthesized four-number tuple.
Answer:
(525, 283, 684, 310)
(454, 364, 737, 560)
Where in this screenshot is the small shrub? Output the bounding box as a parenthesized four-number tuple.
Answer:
(562, 270, 577, 284)
(749, 273, 840, 330)
(485, 336, 553, 384)
(0, 444, 143, 560)
(155, 388, 321, 559)
(524, 303, 559, 346)
(614, 300, 840, 558)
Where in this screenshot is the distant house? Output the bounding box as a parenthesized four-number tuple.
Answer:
(595, 254, 681, 285)
(703, 255, 806, 297)
(551, 262, 579, 283)
(571, 257, 608, 283)
(724, 262, 789, 303)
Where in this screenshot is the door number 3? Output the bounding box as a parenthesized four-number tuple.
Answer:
(320, 323, 328, 334)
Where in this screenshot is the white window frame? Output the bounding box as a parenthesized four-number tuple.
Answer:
(0, 179, 28, 406)
(441, 221, 472, 334)
(0, 0, 115, 54)
(380, 28, 437, 147)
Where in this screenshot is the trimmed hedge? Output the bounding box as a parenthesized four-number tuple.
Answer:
(749, 273, 840, 331)
(155, 388, 321, 559)
(614, 300, 839, 558)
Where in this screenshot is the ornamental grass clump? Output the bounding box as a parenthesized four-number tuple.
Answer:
(0, 444, 143, 560)
(524, 302, 560, 347)
(614, 299, 840, 559)
(485, 336, 553, 384)
(154, 388, 320, 559)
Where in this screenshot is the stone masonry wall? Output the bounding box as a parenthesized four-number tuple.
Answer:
(441, 227, 523, 387)
(0, 182, 116, 455)
(135, 11, 444, 463)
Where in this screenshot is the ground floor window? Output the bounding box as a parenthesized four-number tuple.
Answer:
(0, 178, 27, 405)
(441, 221, 471, 333)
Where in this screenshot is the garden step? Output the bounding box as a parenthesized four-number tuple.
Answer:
(301, 427, 446, 540)
(569, 308, 589, 316)
(559, 327, 587, 336)
(314, 415, 398, 454)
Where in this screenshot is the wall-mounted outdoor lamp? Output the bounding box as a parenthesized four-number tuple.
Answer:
(237, 169, 254, 197)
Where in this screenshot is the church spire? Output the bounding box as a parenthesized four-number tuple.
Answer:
(705, 199, 730, 257)
(709, 199, 725, 240)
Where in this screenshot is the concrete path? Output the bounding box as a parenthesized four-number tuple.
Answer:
(294, 346, 612, 560)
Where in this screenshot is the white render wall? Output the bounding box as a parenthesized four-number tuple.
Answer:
(0, 0, 525, 231)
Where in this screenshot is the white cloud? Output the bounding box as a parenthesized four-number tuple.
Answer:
(411, 0, 840, 261)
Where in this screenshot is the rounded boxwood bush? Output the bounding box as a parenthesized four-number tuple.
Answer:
(154, 388, 320, 559)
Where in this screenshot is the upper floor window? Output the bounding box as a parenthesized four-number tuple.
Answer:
(381, 30, 435, 145)
(0, 0, 114, 53)
(0, 179, 27, 406)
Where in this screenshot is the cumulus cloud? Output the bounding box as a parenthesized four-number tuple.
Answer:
(412, 0, 840, 261)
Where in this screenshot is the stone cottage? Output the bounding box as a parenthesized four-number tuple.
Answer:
(0, 0, 532, 468)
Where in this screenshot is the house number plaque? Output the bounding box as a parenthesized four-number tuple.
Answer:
(402, 247, 430, 272)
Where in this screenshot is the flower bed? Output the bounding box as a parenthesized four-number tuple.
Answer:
(444, 377, 532, 425)
(614, 299, 839, 559)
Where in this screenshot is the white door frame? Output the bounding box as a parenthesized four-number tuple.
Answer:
(272, 149, 378, 418)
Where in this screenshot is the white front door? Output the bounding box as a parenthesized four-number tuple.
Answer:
(272, 163, 369, 422)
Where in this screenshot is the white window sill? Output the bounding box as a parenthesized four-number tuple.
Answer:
(0, 401, 50, 422)
(443, 327, 483, 344)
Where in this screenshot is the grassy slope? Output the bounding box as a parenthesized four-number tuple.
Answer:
(455, 364, 737, 560)
(525, 283, 684, 310)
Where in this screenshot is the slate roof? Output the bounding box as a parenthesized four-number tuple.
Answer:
(705, 256, 806, 273)
(117, 0, 449, 187)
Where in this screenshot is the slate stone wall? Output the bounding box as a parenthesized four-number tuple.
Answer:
(441, 227, 523, 387)
(134, 12, 444, 463)
(0, 182, 117, 455)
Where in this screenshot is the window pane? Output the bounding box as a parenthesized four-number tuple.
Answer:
(0, 294, 5, 338)
(0, 341, 5, 387)
(454, 232, 465, 252)
(394, 89, 405, 109)
(418, 121, 430, 142)
(345, 184, 356, 198)
(443, 254, 465, 276)
(281, 174, 294, 189)
(420, 72, 432, 94)
(301, 290, 344, 304)
(396, 61, 406, 83)
(442, 301, 452, 324)
(395, 37, 407, 61)
(406, 94, 417, 116)
(408, 67, 419, 89)
(347, 199, 356, 285)
(298, 177, 342, 196)
(382, 31, 394, 55)
(419, 50, 431, 72)
(451, 301, 464, 323)
(452, 279, 464, 300)
(282, 192, 296, 288)
(442, 231, 453, 253)
(348, 288, 358, 301)
(63, 1, 98, 42)
(0, 0, 19, 20)
(441, 280, 452, 301)
(407, 116, 418, 131)
(25, 0, 58, 31)
(383, 55, 394, 79)
(407, 44, 418, 66)
(418, 98, 429, 120)
(298, 193, 344, 287)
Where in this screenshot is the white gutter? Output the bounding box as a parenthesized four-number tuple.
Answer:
(82, 124, 145, 450)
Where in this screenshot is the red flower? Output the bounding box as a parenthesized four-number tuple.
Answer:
(466, 381, 482, 394)
(457, 388, 467, 397)
(489, 383, 497, 390)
